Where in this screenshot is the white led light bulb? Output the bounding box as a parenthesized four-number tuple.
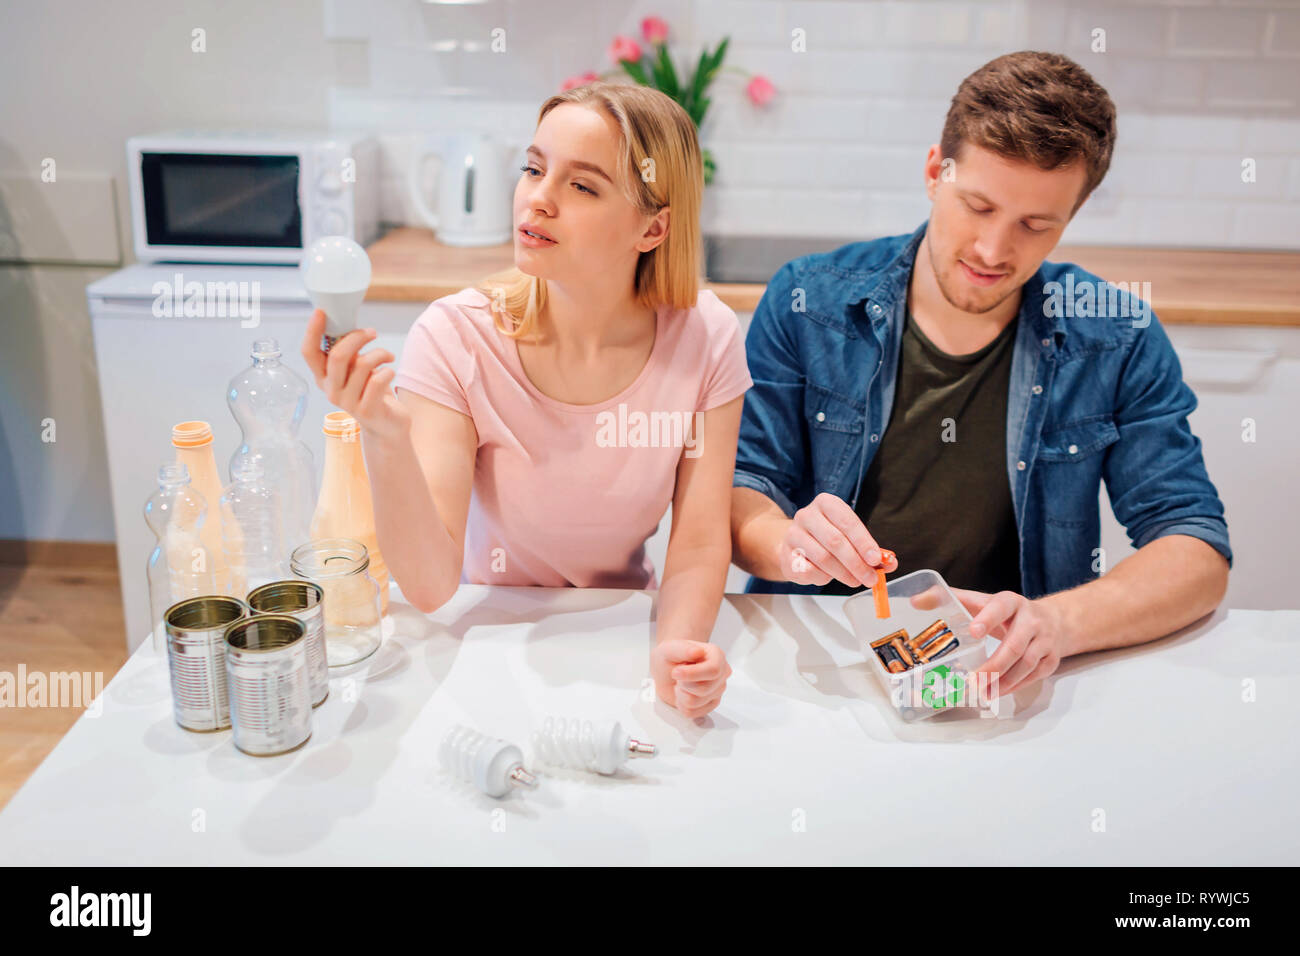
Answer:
(300, 235, 372, 353)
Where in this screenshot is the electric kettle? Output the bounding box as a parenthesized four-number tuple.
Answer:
(407, 132, 514, 246)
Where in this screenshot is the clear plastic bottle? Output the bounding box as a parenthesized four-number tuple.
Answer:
(145, 463, 217, 653)
(227, 338, 317, 556)
(220, 457, 287, 597)
(171, 421, 232, 596)
(310, 411, 389, 614)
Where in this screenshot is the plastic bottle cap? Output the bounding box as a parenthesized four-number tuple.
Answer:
(172, 421, 214, 447)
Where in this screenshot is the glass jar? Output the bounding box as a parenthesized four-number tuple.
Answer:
(289, 537, 382, 667)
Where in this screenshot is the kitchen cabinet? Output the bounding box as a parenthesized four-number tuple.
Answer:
(1098, 324, 1299, 610)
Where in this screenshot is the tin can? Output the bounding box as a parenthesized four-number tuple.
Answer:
(164, 595, 251, 732)
(223, 614, 313, 756)
(246, 580, 329, 707)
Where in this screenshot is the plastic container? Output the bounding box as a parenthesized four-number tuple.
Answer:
(219, 458, 287, 597)
(227, 338, 317, 555)
(310, 411, 389, 614)
(145, 463, 217, 653)
(843, 568, 990, 721)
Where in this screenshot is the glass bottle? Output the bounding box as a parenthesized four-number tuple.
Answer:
(289, 537, 382, 666)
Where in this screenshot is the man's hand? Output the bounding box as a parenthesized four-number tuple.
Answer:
(954, 588, 1070, 698)
(780, 492, 898, 587)
(650, 640, 731, 719)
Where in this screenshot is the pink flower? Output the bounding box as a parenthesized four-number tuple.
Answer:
(561, 71, 600, 91)
(608, 35, 642, 65)
(746, 74, 776, 107)
(641, 16, 669, 45)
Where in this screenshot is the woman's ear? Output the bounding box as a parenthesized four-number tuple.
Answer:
(636, 206, 670, 254)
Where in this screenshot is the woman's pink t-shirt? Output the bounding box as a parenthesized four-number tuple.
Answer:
(392, 287, 753, 589)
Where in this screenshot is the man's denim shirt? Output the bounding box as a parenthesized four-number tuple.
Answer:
(733, 221, 1233, 598)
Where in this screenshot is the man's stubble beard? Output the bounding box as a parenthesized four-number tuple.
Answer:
(925, 232, 1021, 317)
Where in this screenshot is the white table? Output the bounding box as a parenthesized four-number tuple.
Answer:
(2, 585, 1296, 865)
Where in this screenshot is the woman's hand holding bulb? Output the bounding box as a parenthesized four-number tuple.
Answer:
(301, 310, 411, 445)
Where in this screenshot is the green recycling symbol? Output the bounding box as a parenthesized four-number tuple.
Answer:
(921, 664, 965, 709)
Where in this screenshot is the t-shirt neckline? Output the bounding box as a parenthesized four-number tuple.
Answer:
(906, 307, 1018, 367)
(508, 303, 667, 413)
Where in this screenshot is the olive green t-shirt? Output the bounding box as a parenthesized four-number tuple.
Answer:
(821, 308, 1023, 596)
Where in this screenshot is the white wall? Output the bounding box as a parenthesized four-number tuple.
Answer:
(326, 0, 1300, 248)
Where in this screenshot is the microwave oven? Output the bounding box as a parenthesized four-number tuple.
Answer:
(127, 130, 380, 264)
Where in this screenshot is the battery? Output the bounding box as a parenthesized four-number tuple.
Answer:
(874, 642, 904, 673)
(917, 634, 959, 663)
(164, 595, 251, 732)
(223, 614, 313, 757)
(909, 619, 950, 652)
(871, 627, 910, 650)
(889, 637, 915, 669)
(246, 580, 329, 707)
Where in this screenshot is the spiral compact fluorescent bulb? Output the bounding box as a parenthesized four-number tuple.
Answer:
(531, 717, 657, 775)
(440, 724, 538, 798)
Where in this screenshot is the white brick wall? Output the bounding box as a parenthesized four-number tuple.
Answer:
(325, 0, 1300, 249)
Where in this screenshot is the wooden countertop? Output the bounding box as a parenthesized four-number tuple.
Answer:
(366, 226, 1300, 326)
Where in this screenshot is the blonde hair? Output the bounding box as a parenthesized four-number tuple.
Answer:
(476, 82, 703, 340)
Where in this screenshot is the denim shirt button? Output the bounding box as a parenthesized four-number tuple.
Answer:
(870, 433, 879, 442)
(1032, 384, 1043, 395)
(1068, 444, 1079, 455)
(816, 411, 825, 422)
(870, 304, 882, 317)
(1016, 460, 1026, 470)
(1041, 338, 1051, 348)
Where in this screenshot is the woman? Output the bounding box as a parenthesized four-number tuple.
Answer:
(300, 83, 751, 719)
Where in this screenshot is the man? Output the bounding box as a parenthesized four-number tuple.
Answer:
(729, 51, 1231, 699)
